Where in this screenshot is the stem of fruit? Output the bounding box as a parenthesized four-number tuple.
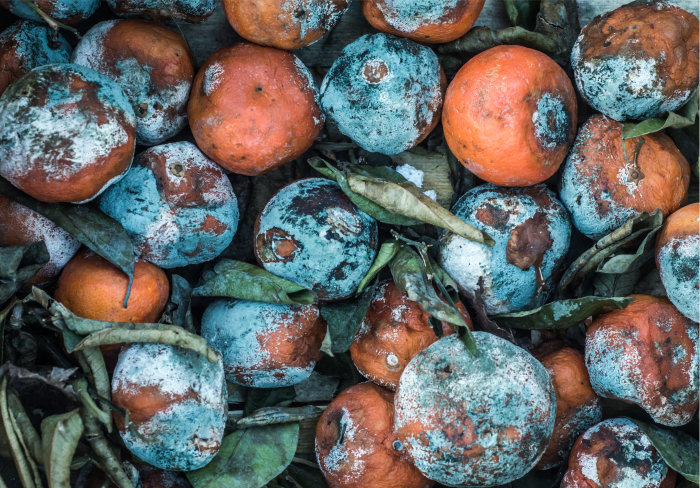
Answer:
(81, 408, 135, 488)
(18, 0, 81, 41)
(157, 0, 197, 68)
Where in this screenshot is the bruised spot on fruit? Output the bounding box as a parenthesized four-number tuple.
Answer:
(169, 162, 185, 177)
(476, 202, 514, 231)
(256, 228, 301, 263)
(561, 418, 675, 488)
(362, 59, 390, 83)
(506, 212, 553, 271)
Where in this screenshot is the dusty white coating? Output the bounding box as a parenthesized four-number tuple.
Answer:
(559, 116, 639, 239)
(0, 63, 135, 203)
(541, 399, 603, 470)
(4, 0, 100, 23)
(201, 299, 320, 388)
(202, 61, 225, 97)
(438, 184, 571, 314)
(71, 20, 192, 146)
(396, 164, 424, 187)
(657, 235, 700, 322)
(99, 142, 238, 268)
(112, 343, 227, 471)
(320, 33, 443, 155)
(374, 0, 462, 32)
(278, 0, 351, 48)
(394, 333, 556, 486)
(562, 418, 669, 488)
(0, 21, 72, 78)
(316, 406, 373, 482)
(586, 317, 699, 426)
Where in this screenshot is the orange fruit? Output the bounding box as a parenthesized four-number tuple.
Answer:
(188, 43, 323, 176)
(655, 203, 699, 322)
(350, 279, 472, 390)
(222, 0, 351, 50)
(560, 114, 690, 240)
(54, 248, 169, 370)
(561, 418, 677, 488)
(0, 0, 100, 25)
(586, 294, 698, 426)
(443, 45, 577, 187)
(532, 342, 602, 470)
(315, 382, 433, 488)
(361, 0, 485, 43)
(0, 194, 81, 288)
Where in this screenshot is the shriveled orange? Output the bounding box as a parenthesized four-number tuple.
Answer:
(350, 280, 471, 390)
(361, 0, 485, 43)
(443, 45, 577, 187)
(316, 382, 433, 488)
(223, 0, 350, 50)
(188, 43, 323, 176)
(54, 248, 169, 370)
(532, 342, 602, 470)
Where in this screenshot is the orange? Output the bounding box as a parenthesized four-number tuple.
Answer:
(443, 45, 577, 187)
(54, 248, 169, 370)
(560, 114, 690, 240)
(0, 194, 81, 288)
(188, 43, 323, 176)
(561, 418, 677, 488)
(223, 0, 351, 50)
(532, 342, 602, 470)
(655, 203, 699, 322)
(361, 0, 485, 43)
(350, 279, 471, 390)
(586, 294, 698, 426)
(315, 382, 433, 488)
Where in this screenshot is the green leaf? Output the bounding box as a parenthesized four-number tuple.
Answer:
(244, 387, 297, 417)
(0, 177, 135, 307)
(187, 423, 300, 488)
(596, 226, 662, 274)
(41, 410, 83, 488)
(308, 158, 421, 226)
(320, 281, 377, 354)
(593, 267, 645, 298)
(356, 241, 400, 296)
(503, 0, 541, 29)
(346, 172, 495, 246)
(557, 210, 663, 298)
(192, 260, 317, 305)
(622, 91, 698, 139)
(0, 242, 49, 305)
(390, 247, 467, 329)
(625, 418, 699, 483)
(492, 296, 635, 330)
(236, 406, 322, 429)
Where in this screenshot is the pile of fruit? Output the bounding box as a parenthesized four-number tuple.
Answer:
(0, 0, 697, 487)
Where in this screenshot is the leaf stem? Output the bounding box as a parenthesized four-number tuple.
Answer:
(18, 0, 81, 40)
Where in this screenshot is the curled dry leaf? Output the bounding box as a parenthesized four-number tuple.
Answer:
(0, 378, 39, 488)
(192, 260, 317, 306)
(625, 418, 699, 483)
(0, 178, 135, 307)
(187, 423, 300, 488)
(0, 242, 49, 306)
(163, 275, 195, 333)
(492, 296, 635, 330)
(596, 226, 662, 275)
(622, 91, 698, 140)
(235, 406, 322, 429)
(320, 281, 377, 355)
(557, 210, 663, 298)
(41, 410, 84, 488)
(504, 0, 541, 29)
(6, 392, 42, 465)
(80, 406, 133, 488)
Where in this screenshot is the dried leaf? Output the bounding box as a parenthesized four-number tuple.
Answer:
(593, 268, 646, 298)
(166, 275, 195, 333)
(492, 296, 635, 330)
(73, 326, 219, 364)
(596, 226, 662, 274)
(622, 91, 698, 139)
(192, 260, 317, 305)
(0, 178, 135, 307)
(625, 418, 699, 483)
(41, 410, 83, 488)
(504, 0, 541, 29)
(0, 378, 38, 488)
(187, 423, 299, 488)
(557, 210, 663, 298)
(320, 281, 377, 355)
(6, 392, 42, 464)
(235, 406, 322, 429)
(0, 242, 49, 305)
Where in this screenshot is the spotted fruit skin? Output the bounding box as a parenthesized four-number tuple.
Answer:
(561, 418, 676, 488)
(0, 63, 136, 203)
(571, 1, 699, 121)
(201, 299, 326, 388)
(438, 184, 571, 315)
(320, 33, 445, 155)
(560, 114, 689, 240)
(586, 294, 699, 426)
(99, 142, 238, 269)
(394, 333, 556, 487)
(112, 343, 227, 471)
(0, 21, 72, 96)
(254, 178, 378, 302)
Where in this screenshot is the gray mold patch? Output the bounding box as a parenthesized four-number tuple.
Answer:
(658, 235, 700, 323)
(0, 21, 72, 76)
(5, 0, 100, 22)
(375, 0, 461, 32)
